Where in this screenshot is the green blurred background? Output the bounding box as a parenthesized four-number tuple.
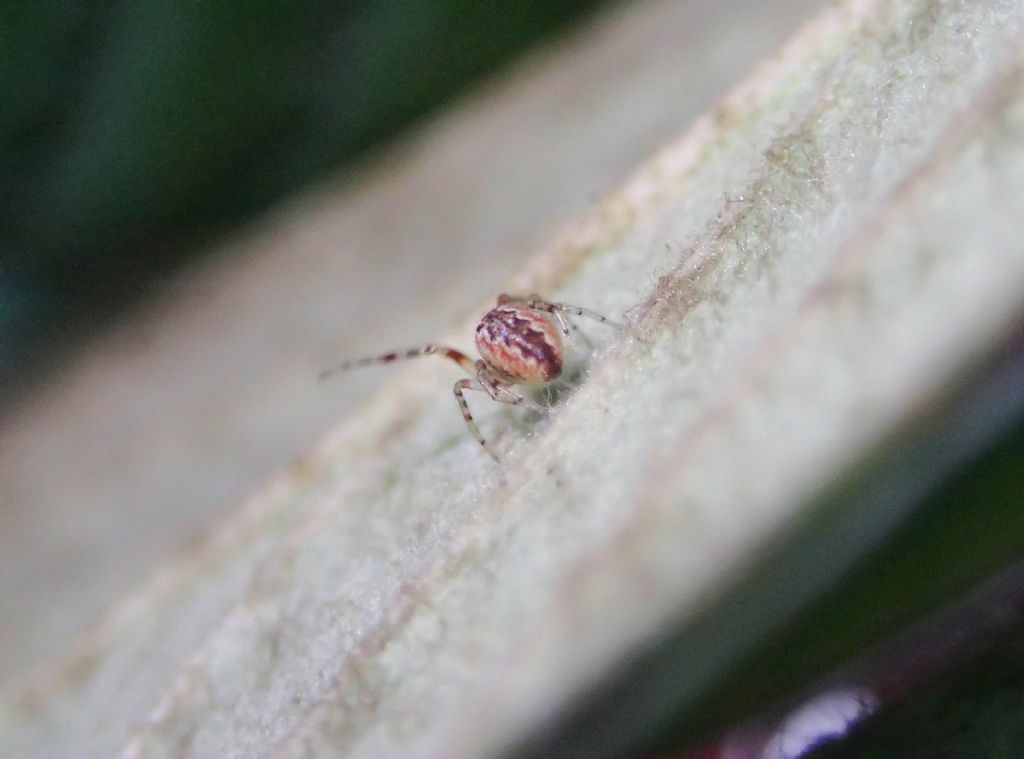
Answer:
(0, 0, 610, 390)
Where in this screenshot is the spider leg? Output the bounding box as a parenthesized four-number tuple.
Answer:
(453, 378, 499, 462)
(497, 293, 623, 330)
(499, 386, 549, 414)
(319, 344, 475, 381)
(552, 310, 576, 347)
(476, 367, 549, 414)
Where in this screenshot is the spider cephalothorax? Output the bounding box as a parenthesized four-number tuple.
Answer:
(321, 293, 619, 460)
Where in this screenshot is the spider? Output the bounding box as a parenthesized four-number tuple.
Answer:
(320, 293, 621, 461)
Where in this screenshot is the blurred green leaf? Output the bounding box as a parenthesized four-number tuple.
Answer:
(0, 0, 608, 374)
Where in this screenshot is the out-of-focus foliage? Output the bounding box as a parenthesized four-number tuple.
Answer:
(0, 0, 607, 374)
(641, 409, 1024, 758)
(814, 629, 1024, 758)
(687, 414, 1024, 743)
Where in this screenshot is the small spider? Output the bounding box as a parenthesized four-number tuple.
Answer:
(320, 293, 621, 461)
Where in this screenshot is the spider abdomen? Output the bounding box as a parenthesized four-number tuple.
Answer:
(475, 305, 562, 383)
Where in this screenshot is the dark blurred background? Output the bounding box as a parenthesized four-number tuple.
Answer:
(0, 0, 611, 397)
